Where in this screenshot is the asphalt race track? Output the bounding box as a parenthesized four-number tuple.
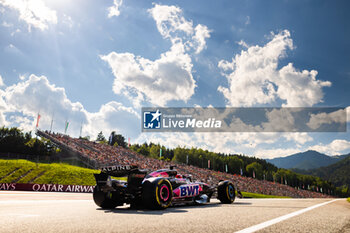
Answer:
(0, 191, 349, 233)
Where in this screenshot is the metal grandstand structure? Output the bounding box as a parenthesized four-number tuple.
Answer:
(36, 130, 99, 169)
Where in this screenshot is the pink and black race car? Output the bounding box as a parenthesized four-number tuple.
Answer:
(93, 165, 236, 209)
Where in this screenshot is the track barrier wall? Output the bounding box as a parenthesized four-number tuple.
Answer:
(0, 183, 94, 193)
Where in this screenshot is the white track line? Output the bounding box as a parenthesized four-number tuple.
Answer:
(235, 199, 340, 233)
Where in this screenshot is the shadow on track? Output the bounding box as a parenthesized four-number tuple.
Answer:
(97, 202, 237, 215)
(233, 202, 252, 205)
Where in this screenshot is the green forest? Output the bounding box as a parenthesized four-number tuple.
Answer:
(0, 126, 58, 157)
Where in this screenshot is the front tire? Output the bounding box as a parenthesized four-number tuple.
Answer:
(217, 181, 235, 204)
(93, 186, 118, 209)
(142, 179, 173, 209)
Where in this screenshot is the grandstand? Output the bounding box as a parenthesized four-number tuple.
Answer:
(36, 130, 332, 198)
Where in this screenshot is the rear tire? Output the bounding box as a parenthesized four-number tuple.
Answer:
(217, 181, 235, 204)
(93, 186, 118, 209)
(142, 179, 173, 209)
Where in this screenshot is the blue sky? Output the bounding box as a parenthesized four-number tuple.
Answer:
(0, 0, 349, 158)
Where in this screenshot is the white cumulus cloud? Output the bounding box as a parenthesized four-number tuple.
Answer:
(308, 139, 350, 156)
(282, 132, 313, 145)
(218, 30, 331, 107)
(0, 75, 4, 86)
(102, 4, 211, 107)
(149, 4, 211, 54)
(136, 131, 282, 155)
(307, 108, 347, 129)
(101, 43, 195, 107)
(149, 4, 194, 40)
(85, 101, 140, 139)
(192, 24, 211, 54)
(253, 148, 302, 159)
(0, 0, 57, 31)
(107, 0, 122, 18)
(3, 74, 86, 132)
(0, 75, 139, 138)
(0, 89, 8, 126)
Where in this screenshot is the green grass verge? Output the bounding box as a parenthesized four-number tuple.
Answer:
(0, 159, 99, 185)
(19, 167, 47, 183)
(1, 167, 32, 183)
(240, 191, 291, 198)
(0, 159, 127, 185)
(0, 164, 19, 179)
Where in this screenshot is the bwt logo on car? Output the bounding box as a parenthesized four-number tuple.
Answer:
(180, 185, 200, 197)
(143, 109, 162, 129)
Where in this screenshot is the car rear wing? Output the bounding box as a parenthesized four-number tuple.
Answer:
(99, 165, 140, 177)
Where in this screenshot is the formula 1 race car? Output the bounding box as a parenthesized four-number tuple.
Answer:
(93, 165, 236, 209)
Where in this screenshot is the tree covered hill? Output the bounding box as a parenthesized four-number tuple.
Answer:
(300, 155, 350, 188)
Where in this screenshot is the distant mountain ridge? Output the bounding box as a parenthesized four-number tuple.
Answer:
(265, 150, 350, 170)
